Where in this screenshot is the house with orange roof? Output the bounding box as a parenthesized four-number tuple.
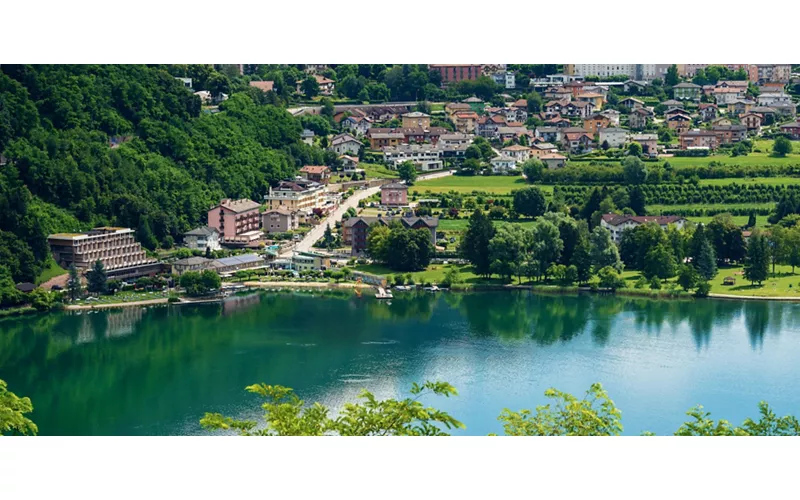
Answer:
(249, 81, 274, 92)
(299, 165, 331, 185)
(583, 114, 610, 136)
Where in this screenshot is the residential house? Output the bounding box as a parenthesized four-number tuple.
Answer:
(368, 131, 405, 149)
(207, 199, 262, 243)
(476, 115, 506, 139)
(452, 111, 479, 133)
(299, 165, 331, 185)
(501, 145, 532, 163)
(576, 93, 604, 111)
(462, 96, 485, 113)
(660, 99, 684, 109)
(172, 257, 213, 276)
(445, 102, 472, 116)
(380, 182, 409, 207)
(491, 70, 516, 89)
(666, 113, 692, 134)
(535, 126, 561, 143)
(529, 142, 559, 158)
(628, 107, 653, 130)
(544, 100, 569, 117)
(599, 109, 621, 126)
(583, 114, 611, 136)
(512, 99, 528, 109)
(698, 103, 718, 122)
(619, 97, 644, 110)
(497, 126, 529, 143)
(291, 251, 330, 272)
(758, 92, 792, 107)
(629, 134, 658, 156)
(249, 81, 274, 93)
(601, 214, 687, 243)
(339, 155, 361, 174)
(439, 132, 473, 147)
(175, 77, 193, 89)
(261, 208, 300, 233)
(544, 87, 573, 101)
(750, 106, 778, 123)
(194, 90, 212, 104)
(712, 125, 747, 145)
(382, 144, 443, 171)
(562, 130, 593, 154)
(711, 117, 733, 127)
(740, 113, 763, 133)
(341, 115, 372, 136)
(491, 155, 518, 173)
(546, 116, 572, 127)
(297, 74, 334, 95)
(731, 99, 756, 117)
(599, 127, 628, 148)
(779, 120, 800, 140)
(330, 133, 363, 155)
(673, 82, 702, 101)
(713, 86, 746, 106)
(623, 80, 649, 93)
(401, 112, 431, 129)
(768, 101, 797, 119)
(343, 216, 439, 255)
(500, 106, 528, 123)
(563, 101, 595, 118)
(301, 129, 315, 145)
(183, 226, 222, 252)
(264, 179, 328, 213)
(680, 130, 719, 150)
(540, 153, 568, 169)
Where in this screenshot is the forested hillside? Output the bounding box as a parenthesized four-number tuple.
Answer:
(0, 65, 322, 282)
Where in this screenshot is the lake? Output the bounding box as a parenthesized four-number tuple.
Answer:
(2, 290, 799, 436)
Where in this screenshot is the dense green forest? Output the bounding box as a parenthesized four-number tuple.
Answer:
(0, 65, 327, 282)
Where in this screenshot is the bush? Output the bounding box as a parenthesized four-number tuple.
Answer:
(649, 276, 662, 290)
(694, 281, 711, 298)
(634, 276, 648, 289)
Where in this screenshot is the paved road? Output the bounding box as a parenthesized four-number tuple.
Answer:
(282, 169, 455, 257)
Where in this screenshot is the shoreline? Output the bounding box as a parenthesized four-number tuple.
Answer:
(64, 298, 169, 310)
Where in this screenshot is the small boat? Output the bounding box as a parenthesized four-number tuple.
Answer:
(424, 285, 440, 292)
(375, 287, 393, 299)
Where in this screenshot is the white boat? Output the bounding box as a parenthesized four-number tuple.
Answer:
(375, 287, 393, 299)
(424, 285, 440, 292)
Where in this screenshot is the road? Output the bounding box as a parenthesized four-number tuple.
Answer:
(282, 169, 455, 257)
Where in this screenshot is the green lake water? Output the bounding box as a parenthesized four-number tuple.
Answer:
(2, 290, 799, 436)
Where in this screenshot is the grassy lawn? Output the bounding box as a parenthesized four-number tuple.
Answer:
(361, 163, 399, 179)
(689, 215, 752, 226)
(413, 175, 530, 195)
(708, 265, 800, 297)
(352, 262, 504, 285)
(36, 258, 67, 285)
(665, 153, 800, 167)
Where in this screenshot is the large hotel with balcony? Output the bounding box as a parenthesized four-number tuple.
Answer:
(48, 227, 160, 279)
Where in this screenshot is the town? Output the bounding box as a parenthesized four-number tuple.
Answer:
(3, 63, 800, 312)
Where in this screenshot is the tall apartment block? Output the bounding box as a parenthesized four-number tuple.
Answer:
(207, 198, 262, 245)
(48, 227, 156, 272)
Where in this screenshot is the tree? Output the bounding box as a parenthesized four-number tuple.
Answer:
(67, 263, 82, 301)
(200, 381, 464, 436)
(590, 226, 622, 272)
(622, 155, 648, 185)
(597, 266, 626, 290)
(643, 243, 677, 282)
(0, 265, 23, 307)
(512, 186, 547, 218)
(695, 234, 718, 281)
(498, 383, 622, 436)
(627, 141, 643, 157)
(489, 225, 528, 282)
(521, 158, 544, 182)
(773, 136, 793, 157)
(0, 379, 38, 436)
(744, 230, 769, 285)
(441, 267, 463, 287)
(628, 185, 646, 216)
(665, 64, 679, 86)
(366, 224, 391, 262)
(572, 235, 593, 284)
(301, 76, 320, 99)
(767, 225, 790, 275)
(180, 269, 221, 296)
(385, 228, 434, 272)
(786, 226, 800, 273)
(677, 264, 699, 291)
(86, 260, 108, 294)
(397, 161, 417, 185)
(459, 209, 495, 277)
(531, 219, 563, 281)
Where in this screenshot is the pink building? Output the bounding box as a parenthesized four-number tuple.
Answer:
(380, 183, 408, 207)
(429, 64, 482, 85)
(207, 198, 261, 241)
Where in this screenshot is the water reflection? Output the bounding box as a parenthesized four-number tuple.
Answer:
(0, 291, 797, 435)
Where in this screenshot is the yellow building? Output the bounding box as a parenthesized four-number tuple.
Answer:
(401, 112, 430, 129)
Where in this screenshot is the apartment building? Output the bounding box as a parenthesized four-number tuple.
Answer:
(264, 179, 328, 212)
(428, 64, 482, 84)
(48, 227, 156, 273)
(382, 144, 444, 171)
(207, 198, 261, 242)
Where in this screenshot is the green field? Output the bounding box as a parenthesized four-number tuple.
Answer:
(648, 202, 773, 214)
(413, 175, 542, 195)
(665, 153, 800, 167)
(361, 163, 399, 179)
